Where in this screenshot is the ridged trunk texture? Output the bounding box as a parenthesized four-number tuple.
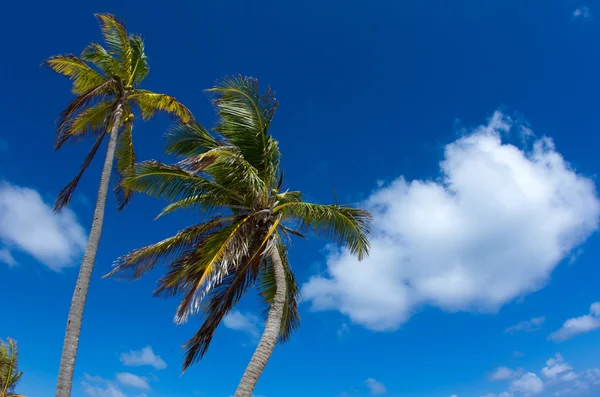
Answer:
(54, 104, 123, 397)
(233, 243, 287, 397)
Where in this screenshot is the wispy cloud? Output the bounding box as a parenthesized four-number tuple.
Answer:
(120, 346, 167, 370)
(81, 375, 126, 397)
(0, 181, 87, 271)
(364, 378, 387, 395)
(302, 111, 600, 331)
(573, 6, 592, 20)
(548, 302, 600, 342)
(488, 366, 524, 381)
(116, 373, 150, 390)
(223, 310, 263, 339)
(505, 316, 545, 334)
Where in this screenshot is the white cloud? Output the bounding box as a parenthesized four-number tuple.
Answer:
(510, 373, 544, 396)
(573, 6, 592, 19)
(120, 346, 166, 370)
(489, 367, 523, 381)
(541, 354, 572, 379)
(364, 378, 387, 395)
(116, 373, 149, 390)
(84, 373, 105, 383)
(223, 310, 263, 338)
(0, 248, 16, 266)
(481, 393, 513, 397)
(505, 317, 545, 334)
(81, 375, 126, 397)
(548, 302, 600, 342)
(0, 181, 87, 271)
(302, 111, 600, 331)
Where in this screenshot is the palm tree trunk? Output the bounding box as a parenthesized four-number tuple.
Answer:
(55, 104, 123, 397)
(233, 243, 287, 397)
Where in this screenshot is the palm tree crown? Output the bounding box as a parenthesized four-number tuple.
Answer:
(44, 13, 193, 211)
(0, 338, 25, 397)
(106, 75, 371, 370)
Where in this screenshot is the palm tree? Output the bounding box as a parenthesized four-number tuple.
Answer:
(43, 14, 192, 397)
(0, 338, 25, 397)
(105, 76, 371, 397)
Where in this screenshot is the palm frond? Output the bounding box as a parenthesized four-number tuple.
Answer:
(105, 217, 231, 281)
(130, 90, 193, 123)
(114, 121, 136, 210)
(179, 146, 266, 195)
(274, 201, 372, 260)
(180, 244, 264, 371)
(164, 214, 259, 324)
(258, 242, 301, 343)
(80, 43, 123, 79)
(55, 79, 115, 149)
(94, 13, 131, 77)
(165, 122, 222, 158)
(129, 34, 149, 85)
(123, 160, 243, 206)
(54, 130, 108, 212)
(207, 75, 280, 184)
(58, 100, 114, 146)
(42, 54, 106, 94)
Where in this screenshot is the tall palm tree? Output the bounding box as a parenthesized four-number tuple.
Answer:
(43, 14, 192, 397)
(0, 338, 25, 397)
(105, 76, 371, 397)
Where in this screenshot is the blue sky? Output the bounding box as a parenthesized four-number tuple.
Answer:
(1, 1, 600, 397)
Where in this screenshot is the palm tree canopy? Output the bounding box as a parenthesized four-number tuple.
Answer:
(105, 75, 371, 371)
(43, 13, 193, 212)
(0, 338, 25, 397)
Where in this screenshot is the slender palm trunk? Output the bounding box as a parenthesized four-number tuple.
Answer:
(55, 104, 123, 397)
(233, 243, 287, 397)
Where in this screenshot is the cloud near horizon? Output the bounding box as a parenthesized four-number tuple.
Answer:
(0, 181, 87, 271)
(301, 111, 600, 331)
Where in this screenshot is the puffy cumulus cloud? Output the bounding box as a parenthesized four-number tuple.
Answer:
(505, 317, 545, 334)
(489, 367, 523, 382)
(510, 373, 544, 396)
(482, 354, 600, 397)
(223, 310, 263, 338)
(120, 346, 166, 370)
(0, 181, 87, 271)
(302, 111, 600, 331)
(548, 302, 600, 342)
(541, 354, 573, 379)
(364, 378, 387, 395)
(115, 373, 149, 390)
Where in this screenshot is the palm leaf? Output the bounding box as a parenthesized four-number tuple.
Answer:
(129, 34, 149, 85)
(130, 90, 193, 123)
(274, 201, 372, 260)
(165, 121, 222, 157)
(54, 130, 108, 212)
(105, 217, 232, 281)
(80, 43, 124, 79)
(42, 54, 106, 94)
(258, 241, 301, 343)
(59, 100, 114, 146)
(55, 79, 115, 149)
(114, 122, 136, 210)
(207, 75, 280, 184)
(123, 160, 244, 206)
(94, 13, 132, 77)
